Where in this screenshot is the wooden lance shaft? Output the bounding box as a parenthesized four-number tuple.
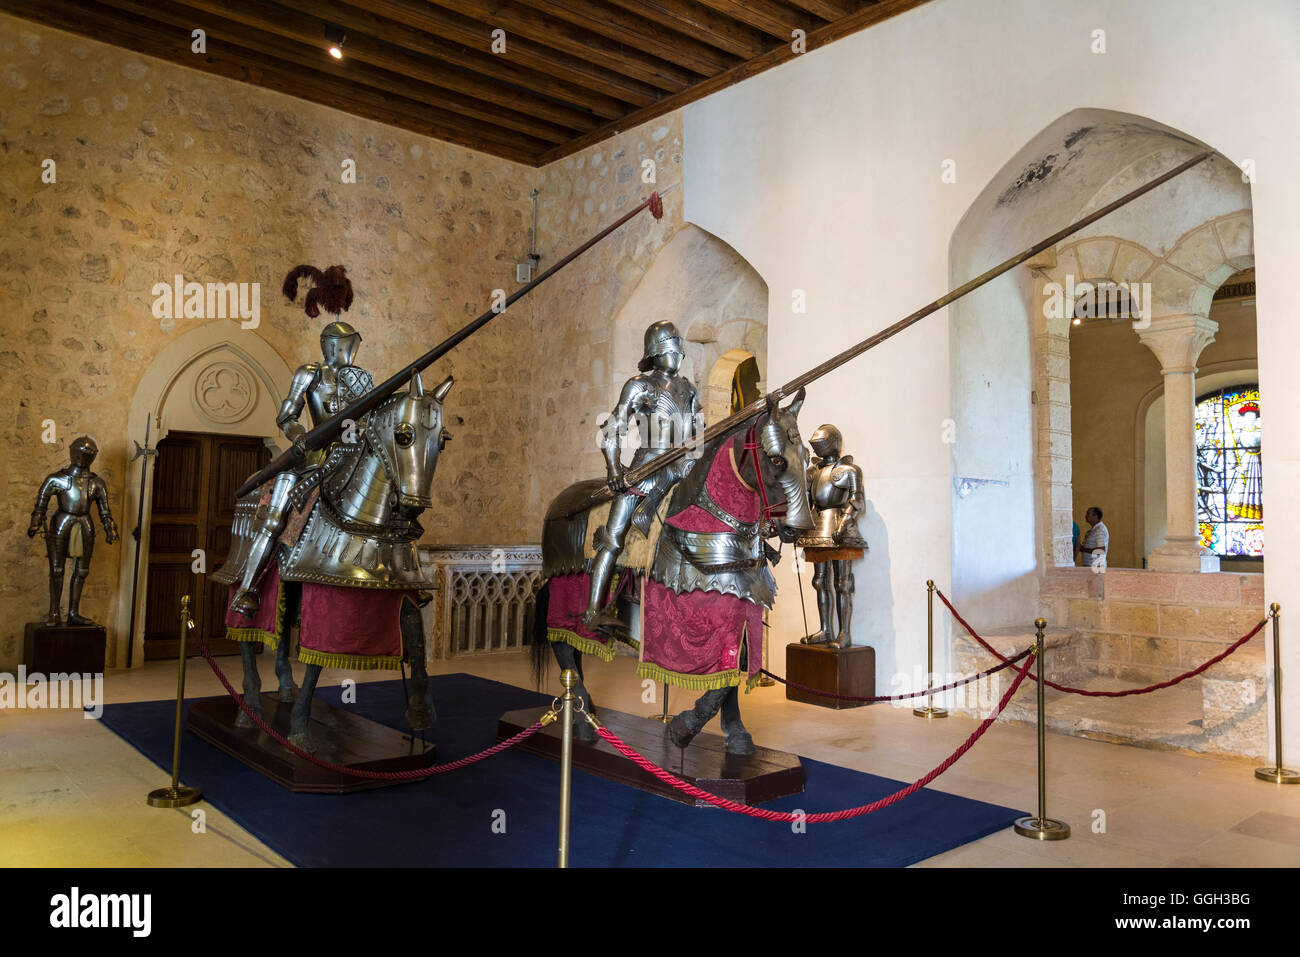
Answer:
(236, 191, 666, 498)
(566, 150, 1213, 519)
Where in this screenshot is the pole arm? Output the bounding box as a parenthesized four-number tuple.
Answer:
(236, 191, 667, 498)
(565, 149, 1212, 519)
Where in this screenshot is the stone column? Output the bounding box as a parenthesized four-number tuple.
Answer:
(1137, 315, 1220, 572)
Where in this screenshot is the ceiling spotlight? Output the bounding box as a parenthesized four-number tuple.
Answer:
(325, 24, 346, 59)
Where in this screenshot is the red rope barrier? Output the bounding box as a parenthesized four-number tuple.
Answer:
(188, 623, 544, 780)
(592, 651, 1036, 823)
(760, 646, 1031, 703)
(934, 588, 1267, 698)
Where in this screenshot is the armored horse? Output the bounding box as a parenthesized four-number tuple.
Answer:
(213, 372, 454, 752)
(531, 391, 813, 755)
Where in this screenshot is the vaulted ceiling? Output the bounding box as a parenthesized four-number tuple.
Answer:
(2, 0, 933, 165)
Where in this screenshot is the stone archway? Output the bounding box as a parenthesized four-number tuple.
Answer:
(110, 321, 292, 668)
(948, 108, 1252, 623)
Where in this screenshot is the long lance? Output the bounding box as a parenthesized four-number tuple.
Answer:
(125, 417, 158, 669)
(567, 149, 1213, 518)
(236, 190, 668, 498)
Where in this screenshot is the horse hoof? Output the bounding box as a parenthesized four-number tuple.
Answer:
(276, 685, 299, 703)
(668, 713, 699, 750)
(235, 709, 259, 729)
(725, 731, 757, 756)
(405, 705, 432, 732)
(573, 714, 598, 743)
(288, 732, 316, 753)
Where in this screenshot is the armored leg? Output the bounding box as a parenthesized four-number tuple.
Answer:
(230, 472, 296, 617)
(66, 561, 94, 626)
(44, 529, 65, 626)
(582, 491, 638, 629)
(803, 560, 833, 644)
(832, 559, 854, 648)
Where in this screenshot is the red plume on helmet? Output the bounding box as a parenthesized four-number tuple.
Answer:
(282, 264, 354, 318)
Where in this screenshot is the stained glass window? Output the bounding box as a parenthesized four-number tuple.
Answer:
(1195, 386, 1263, 557)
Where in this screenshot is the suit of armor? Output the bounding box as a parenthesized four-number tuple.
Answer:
(584, 320, 704, 628)
(27, 436, 118, 626)
(229, 321, 374, 616)
(797, 424, 866, 647)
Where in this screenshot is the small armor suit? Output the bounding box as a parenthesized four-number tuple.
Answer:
(584, 320, 704, 628)
(797, 424, 867, 647)
(229, 321, 374, 615)
(28, 436, 119, 626)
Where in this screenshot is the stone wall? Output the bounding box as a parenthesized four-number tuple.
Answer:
(0, 13, 704, 668)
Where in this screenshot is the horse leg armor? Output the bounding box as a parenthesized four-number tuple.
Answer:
(552, 642, 597, 743)
(230, 471, 296, 617)
(401, 599, 434, 732)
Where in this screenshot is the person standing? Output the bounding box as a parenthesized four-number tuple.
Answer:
(1079, 506, 1108, 567)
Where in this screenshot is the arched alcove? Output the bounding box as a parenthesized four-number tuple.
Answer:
(948, 108, 1252, 624)
(110, 321, 292, 668)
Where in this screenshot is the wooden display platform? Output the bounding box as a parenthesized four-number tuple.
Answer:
(22, 621, 106, 674)
(785, 642, 876, 710)
(186, 693, 436, 793)
(497, 705, 804, 807)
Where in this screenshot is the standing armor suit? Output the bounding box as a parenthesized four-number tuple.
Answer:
(798, 424, 866, 647)
(229, 321, 374, 616)
(584, 320, 704, 629)
(28, 436, 119, 626)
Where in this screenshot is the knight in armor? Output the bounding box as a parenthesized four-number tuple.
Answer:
(27, 436, 119, 626)
(583, 320, 704, 629)
(229, 267, 374, 616)
(797, 424, 867, 647)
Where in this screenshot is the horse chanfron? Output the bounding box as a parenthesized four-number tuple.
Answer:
(367, 372, 454, 512)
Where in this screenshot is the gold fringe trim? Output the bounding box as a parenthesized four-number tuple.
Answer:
(546, 627, 616, 662)
(296, 647, 403, 671)
(223, 575, 288, 648)
(635, 661, 744, 692)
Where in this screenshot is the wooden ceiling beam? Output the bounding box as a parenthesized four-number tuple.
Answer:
(344, 0, 663, 109)
(536, 0, 932, 164)
(0, 0, 546, 162)
(691, 0, 822, 40)
(275, 0, 629, 120)
(96, 0, 579, 144)
(512, 0, 739, 76)
(604, 0, 771, 59)
(177, 0, 601, 133)
(431, 0, 694, 93)
(782, 0, 858, 21)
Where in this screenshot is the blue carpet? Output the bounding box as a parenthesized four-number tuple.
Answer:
(100, 674, 1024, 867)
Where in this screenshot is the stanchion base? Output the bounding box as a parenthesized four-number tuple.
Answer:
(757, 675, 776, 688)
(147, 785, 203, 808)
(912, 706, 949, 718)
(1013, 816, 1071, 840)
(646, 713, 673, 724)
(1255, 766, 1300, 784)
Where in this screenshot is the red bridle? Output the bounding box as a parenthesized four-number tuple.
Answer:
(743, 426, 788, 533)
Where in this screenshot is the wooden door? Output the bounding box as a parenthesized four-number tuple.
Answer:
(143, 431, 271, 659)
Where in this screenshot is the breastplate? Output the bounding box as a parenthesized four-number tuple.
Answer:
(631, 373, 700, 451)
(52, 472, 92, 515)
(305, 365, 374, 427)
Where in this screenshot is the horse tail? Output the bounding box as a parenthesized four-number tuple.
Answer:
(529, 579, 551, 689)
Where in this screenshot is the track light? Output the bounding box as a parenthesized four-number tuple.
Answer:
(325, 23, 346, 59)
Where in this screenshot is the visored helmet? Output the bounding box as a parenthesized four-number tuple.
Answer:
(637, 320, 685, 373)
(69, 436, 98, 468)
(321, 321, 362, 367)
(808, 423, 842, 460)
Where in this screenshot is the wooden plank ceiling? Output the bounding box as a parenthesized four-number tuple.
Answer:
(2, 0, 933, 165)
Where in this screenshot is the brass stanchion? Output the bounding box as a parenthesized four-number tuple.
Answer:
(647, 682, 672, 724)
(914, 580, 948, 718)
(1256, 603, 1299, 784)
(147, 595, 204, 808)
(1014, 618, 1069, 840)
(557, 668, 578, 868)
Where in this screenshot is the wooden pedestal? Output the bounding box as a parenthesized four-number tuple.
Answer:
(497, 705, 804, 807)
(784, 642, 875, 710)
(186, 693, 436, 793)
(21, 621, 106, 674)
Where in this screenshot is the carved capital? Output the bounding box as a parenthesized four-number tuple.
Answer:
(1136, 315, 1218, 374)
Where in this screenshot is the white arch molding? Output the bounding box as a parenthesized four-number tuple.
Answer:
(111, 321, 293, 669)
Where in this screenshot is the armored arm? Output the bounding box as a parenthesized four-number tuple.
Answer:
(277, 363, 320, 447)
(28, 474, 58, 537)
(601, 378, 642, 488)
(92, 475, 119, 544)
(836, 458, 866, 533)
